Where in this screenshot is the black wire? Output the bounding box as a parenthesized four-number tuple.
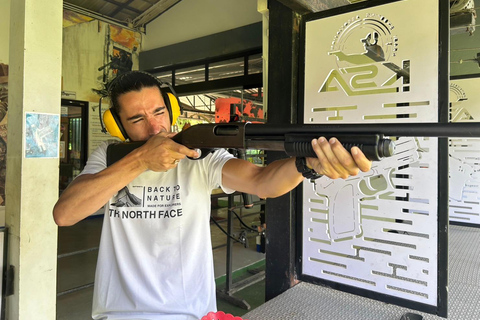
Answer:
(210, 198, 260, 241)
(210, 217, 242, 243)
(228, 209, 258, 232)
(98, 96, 107, 133)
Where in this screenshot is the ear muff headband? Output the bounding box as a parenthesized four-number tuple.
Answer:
(103, 108, 129, 141)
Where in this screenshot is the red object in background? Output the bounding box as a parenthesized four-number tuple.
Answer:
(201, 311, 247, 320)
(215, 98, 264, 123)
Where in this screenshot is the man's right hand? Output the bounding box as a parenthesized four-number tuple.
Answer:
(134, 132, 200, 172)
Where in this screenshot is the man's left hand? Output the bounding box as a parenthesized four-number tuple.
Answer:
(306, 137, 372, 180)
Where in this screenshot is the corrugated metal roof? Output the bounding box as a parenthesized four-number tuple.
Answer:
(63, 0, 183, 29)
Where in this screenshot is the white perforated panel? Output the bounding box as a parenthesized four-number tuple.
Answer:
(303, 137, 438, 305)
(449, 79, 480, 225)
(302, 0, 440, 307)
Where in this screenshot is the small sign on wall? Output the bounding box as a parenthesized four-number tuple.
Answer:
(25, 112, 59, 158)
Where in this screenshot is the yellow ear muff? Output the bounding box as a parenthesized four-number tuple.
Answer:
(103, 108, 128, 141)
(165, 92, 181, 125)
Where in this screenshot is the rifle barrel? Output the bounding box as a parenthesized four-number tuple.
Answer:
(244, 122, 480, 138)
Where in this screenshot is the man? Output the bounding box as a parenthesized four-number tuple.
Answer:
(53, 71, 371, 320)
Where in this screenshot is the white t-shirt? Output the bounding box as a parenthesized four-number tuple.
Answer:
(81, 141, 235, 320)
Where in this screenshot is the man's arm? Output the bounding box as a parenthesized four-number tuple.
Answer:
(53, 153, 147, 226)
(222, 137, 372, 198)
(53, 133, 199, 226)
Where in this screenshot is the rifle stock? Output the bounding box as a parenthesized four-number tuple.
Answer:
(106, 122, 480, 166)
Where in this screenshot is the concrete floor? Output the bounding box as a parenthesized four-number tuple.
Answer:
(56, 197, 265, 319)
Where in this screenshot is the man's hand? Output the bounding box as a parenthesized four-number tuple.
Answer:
(135, 132, 200, 172)
(306, 137, 372, 179)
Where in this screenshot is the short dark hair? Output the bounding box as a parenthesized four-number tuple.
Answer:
(108, 71, 162, 114)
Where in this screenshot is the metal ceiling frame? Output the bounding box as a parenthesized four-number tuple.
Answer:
(132, 0, 183, 28)
(63, 2, 140, 32)
(63, 0, 183, 31)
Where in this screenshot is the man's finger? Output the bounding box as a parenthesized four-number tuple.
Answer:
(351, 147, 372, 172)
(311, 137, 342, 178)
(321, 137, 356, 178)
(171, 142, 199, 159)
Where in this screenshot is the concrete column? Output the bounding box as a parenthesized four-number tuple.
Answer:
(6, 0, 62, 318)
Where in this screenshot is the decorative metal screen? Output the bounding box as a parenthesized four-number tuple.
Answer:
(300, 0, 447, 314)
(449, 78, 480, 226)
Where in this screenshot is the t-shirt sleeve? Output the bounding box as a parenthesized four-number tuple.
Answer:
(204, 149, 235, 194)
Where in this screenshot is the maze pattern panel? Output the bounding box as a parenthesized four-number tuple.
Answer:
(449, 79, 480, 225)
(302, 0, 441, 307)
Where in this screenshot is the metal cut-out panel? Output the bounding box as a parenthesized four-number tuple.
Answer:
(301, 0, 446, 312)
(449, 78, 480, 226)
(303, 137, 438, 304)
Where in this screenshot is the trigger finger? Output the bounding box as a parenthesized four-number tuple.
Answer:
(175, 144, 199, 159)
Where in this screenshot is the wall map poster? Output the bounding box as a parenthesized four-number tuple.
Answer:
(25, 112, 60, 158)
(301, 0, 446, 314)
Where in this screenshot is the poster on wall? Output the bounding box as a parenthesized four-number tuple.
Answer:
(449, 78, 480, 226)
(95, 25, 140, 94)
(25, 112, 60, 158)
(300, 0, 447, 316)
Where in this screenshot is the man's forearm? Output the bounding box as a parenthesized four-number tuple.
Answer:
(254, 157, 304, 199)
(53, 149, 147, 226)
(222, 157, 304, 199)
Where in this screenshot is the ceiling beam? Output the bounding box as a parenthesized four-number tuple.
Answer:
(132, 0, 182, 28)
(63, 2, 139, 32)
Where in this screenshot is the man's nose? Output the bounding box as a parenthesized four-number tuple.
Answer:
(147, 118, 161, 136)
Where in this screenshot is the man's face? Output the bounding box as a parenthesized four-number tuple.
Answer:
(117, 86, 171, 141)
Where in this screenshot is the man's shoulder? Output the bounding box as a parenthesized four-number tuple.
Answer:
(85, 139, 121, 165)
(93, 139, 122, 152)
(103, 139, 122, 147)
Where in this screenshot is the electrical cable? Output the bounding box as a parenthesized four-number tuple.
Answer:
(210, 217, 242, 244)
(228, 209, 258, 232)
(98, 95, 107, 133)
(210, 207, 260, 246)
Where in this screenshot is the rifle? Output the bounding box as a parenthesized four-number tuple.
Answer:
(106, 122, 480, 166)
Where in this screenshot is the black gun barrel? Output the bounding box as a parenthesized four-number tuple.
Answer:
(241, 122, 480, 160)
(244, 122, 480, 138)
